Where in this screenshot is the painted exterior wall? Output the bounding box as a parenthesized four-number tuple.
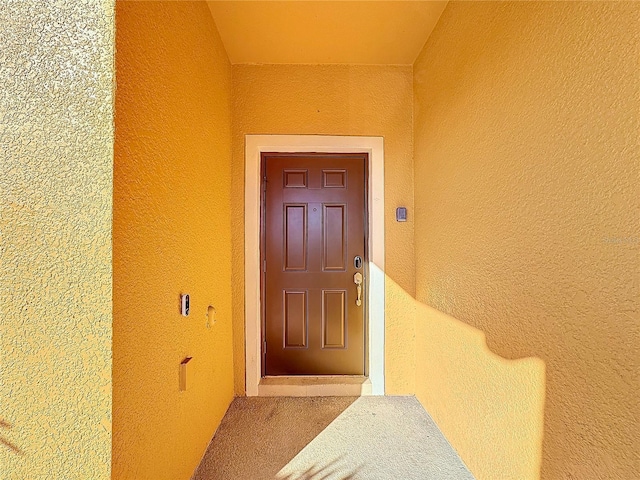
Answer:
(0, 0, 114, 478)
(113, 2, 233, 479)
(232, 65, 416, 395)
(413, 2, 640, 479)
(413, 297, 546, 480)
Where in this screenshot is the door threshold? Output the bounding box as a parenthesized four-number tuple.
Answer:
(258, 376, 372, 397)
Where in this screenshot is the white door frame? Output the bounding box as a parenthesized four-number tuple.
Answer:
(244, 135, 385, 396)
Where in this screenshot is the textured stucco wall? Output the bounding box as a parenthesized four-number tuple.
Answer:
(114, 2, 233, 479)
(413, 296, 546, 480)
(232, 65, 415, 395)
(413, 2, 640, 479)
(0, 1, 114, 478)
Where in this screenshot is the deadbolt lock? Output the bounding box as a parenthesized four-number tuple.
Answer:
(354, 255, 363, 269)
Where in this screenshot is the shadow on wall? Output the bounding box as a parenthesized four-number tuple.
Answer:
(0, 419, 23, 456)
(385, 276, 546, 480)
(276, 458, 359, 480)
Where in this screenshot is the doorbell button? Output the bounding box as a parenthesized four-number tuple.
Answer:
(181, 294, 190, 317)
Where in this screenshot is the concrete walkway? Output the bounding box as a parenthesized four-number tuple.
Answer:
(193, 396, 475, 480)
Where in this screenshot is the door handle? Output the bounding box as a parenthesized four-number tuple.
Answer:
(353, 272, 363, 307)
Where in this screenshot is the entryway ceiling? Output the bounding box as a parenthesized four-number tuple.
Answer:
(207, 1, 448, 65)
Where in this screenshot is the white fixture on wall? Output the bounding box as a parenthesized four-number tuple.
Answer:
(180, 294, 190, 317)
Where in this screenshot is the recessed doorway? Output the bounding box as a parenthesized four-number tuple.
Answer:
(245, 135, 385, 396)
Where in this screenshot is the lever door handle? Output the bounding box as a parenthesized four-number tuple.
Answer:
(353, 272, 363, 307)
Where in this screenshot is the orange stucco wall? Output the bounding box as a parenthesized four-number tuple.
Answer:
(413, 2, 640, 479)
(113, 2, 233, 479)
(231, 65, 416, 395)
(1, 1, 114, 477)
(412, 296, 546, 480)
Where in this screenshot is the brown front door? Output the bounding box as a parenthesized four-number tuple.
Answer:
(262, 153, 367, 375)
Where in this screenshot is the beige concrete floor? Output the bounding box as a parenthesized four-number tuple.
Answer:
(193, 396, 475, 480)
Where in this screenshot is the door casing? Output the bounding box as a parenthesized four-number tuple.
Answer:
(245, 135, 385, 396)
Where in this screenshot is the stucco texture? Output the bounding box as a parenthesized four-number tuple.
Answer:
(113, 2, 233, 479)
(413, 295, 546, 480)
(0, 0, 114, 478)
(231, 65, 416, 395)
(413, 2, 640, 479)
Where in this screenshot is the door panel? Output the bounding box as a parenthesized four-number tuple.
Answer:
(322, 290, 346, 348)
(283, 291, 307, 348)
(323, 204, 346, 271)
(263, 153, 367, 375)
(283, 204, 307, 271)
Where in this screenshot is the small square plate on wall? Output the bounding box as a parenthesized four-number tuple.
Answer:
(396, 207, 407, 222)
